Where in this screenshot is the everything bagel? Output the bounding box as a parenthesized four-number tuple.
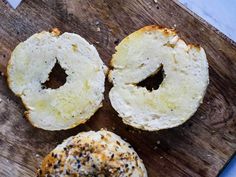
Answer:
(38, 130, 147, 177)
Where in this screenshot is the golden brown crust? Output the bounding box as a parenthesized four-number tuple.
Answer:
(50, 28, 61, 36)
(39, 154, 56, 176)
(188, 43, 201, 51)
(139, 25, 177, 36)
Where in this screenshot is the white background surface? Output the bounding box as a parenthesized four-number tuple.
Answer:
(6, 0, 21, 9)
(179, 0, 236, 42)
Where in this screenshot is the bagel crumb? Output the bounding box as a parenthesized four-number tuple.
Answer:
(97, 27, 101, 32)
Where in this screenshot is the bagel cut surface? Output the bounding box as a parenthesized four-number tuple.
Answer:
(109, 26, 209, 131)
(7, 31, 107, 130)
(38, 130, 147, 177)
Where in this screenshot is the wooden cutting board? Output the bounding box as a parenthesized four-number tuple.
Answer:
(0, 0, 235, 176)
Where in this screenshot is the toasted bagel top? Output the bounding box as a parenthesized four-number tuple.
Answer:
(109, 26, 209, 131)
(7, 31, 107, 130)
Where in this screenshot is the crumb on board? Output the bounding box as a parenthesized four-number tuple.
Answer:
(35, 154, 40, 158)
(96, 27, 101, 32)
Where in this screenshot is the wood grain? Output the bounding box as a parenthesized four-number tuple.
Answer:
(0, 0, 235, 176)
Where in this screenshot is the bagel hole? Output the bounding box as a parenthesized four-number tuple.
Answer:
(42, 61, 68, 89)
(137, 64, 165, 91)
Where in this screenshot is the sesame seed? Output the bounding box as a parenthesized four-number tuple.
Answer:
(111, 154, 114, 159)
(77, 164, 81, 169)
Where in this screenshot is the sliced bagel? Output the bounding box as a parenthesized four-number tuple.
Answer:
(7, 30, 107, 130)
(109, 25, 209, 131)
(38, 130, 147, 177)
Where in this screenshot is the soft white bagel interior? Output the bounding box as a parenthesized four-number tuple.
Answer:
(109, 26, 209, 131)
(7, 31, 107, 130)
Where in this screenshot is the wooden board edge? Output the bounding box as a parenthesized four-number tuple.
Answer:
(173, 0, 236, 175)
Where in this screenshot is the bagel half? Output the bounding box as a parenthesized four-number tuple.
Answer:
(109, 25, 209, 131)
(38, 130, 147, 177)
(7, 30, 107, 130)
